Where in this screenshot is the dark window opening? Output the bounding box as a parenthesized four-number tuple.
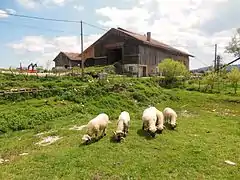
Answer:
(64, 64, 69, 69)
(107, 48, 122, 65)
(129, 66, 133, 71)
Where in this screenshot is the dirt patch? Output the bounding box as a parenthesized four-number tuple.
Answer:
(19, 153, 29, 156)
(179, 110, 194, 118)
(0, 158, 9, 164)
(35, 136, 62, 146)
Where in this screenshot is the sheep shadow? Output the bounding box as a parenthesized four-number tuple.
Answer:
(79, 135, 105, 146)
(109, 135, 121, 144)
(109, 133, 127, 144)
(164, 123, 178, 131)
(137, 129, 156, 140)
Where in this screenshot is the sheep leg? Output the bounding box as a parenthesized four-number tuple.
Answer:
(94, 132, 99, 141)
(142, 121, 146, 130)
(101, 128, 106, 137)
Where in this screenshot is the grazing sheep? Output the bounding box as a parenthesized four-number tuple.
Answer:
(82, 113, 110, 144)
(163, 107, 177, 129)
(113, 111, 130, 142)
(142, 106, 158, 137)
(155, 109, 164, 134)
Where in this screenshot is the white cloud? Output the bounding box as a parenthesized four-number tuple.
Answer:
(16, 0, 78, 9)
(16, 0, 37, 8)
(5, 8, 16, 14)
(7, 34, 102, 69)
(96, 7, 152, 33)
(0, 8, 16, 18)
(96, 0, 236, 69)
(0, 10, 9, 18)
(73, 5, 84, 11)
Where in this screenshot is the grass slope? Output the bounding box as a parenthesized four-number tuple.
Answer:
(0, 79, 240, 180)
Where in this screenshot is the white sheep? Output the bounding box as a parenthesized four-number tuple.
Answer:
(163, 107, 178, 129)
(142, 106, 158, 137)
(81, 113, 110, 144)
(113, 111, 130, 142)
(155, 109, 165, 133)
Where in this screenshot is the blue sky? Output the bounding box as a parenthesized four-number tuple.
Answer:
(0, 0, 239, 70)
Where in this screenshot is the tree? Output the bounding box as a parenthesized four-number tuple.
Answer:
(203, 71, 218, 92)
(225, 28, 240, 57)
(45, 60, 52, 71)
(227, 67, 240, 94)
(158, 58, 189, 86)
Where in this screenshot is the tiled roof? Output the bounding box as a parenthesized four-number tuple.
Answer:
(116, 27, 194, 57)
(62, 52, 81, 61)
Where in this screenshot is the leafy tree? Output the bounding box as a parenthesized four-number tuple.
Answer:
(158, 58, 189, 86)
(225, 28, 240, 57)
(227, 67, 240, 94)
(203, 72, 218, 91)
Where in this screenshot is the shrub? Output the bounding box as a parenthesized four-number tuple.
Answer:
(227, 67, 240, 94)
(158, 58, 189, 88)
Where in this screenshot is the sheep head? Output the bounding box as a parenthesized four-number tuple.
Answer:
(170, 123, 177, 130)
(148, 130, 156, 138)
(112, 131, 125, 142)
(148, 126, 157, 138)
(82, 134, 91, 144)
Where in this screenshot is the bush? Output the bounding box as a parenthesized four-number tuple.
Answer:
(227, 67, 240, 94)
(158, 58, 189, 88)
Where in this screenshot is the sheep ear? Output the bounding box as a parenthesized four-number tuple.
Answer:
(112, 131, 116, 135)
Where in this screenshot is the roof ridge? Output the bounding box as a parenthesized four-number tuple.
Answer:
(117, 27, 140, 35)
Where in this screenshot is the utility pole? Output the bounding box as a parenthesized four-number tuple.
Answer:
(214, 44, 217, 71)
(216, 54, 222, 74)
(80, 20, 84, 77)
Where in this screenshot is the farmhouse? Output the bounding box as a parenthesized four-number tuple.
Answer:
(53, 27, 194, 76)
(81, 27, 194, 76)
(53, 52, 81, 69)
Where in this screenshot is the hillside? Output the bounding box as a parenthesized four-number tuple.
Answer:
(0, 74, 239, 179)
(191, 64, 240, 73)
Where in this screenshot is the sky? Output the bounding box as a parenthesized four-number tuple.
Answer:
(0, 0, 239, 70)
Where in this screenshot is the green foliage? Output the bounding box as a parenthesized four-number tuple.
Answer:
(202, 72, 218, 92)
(158, 58, 189, 78)
(158, 58, 189, 87)
(227, 67, 240, 94)
(0, 101, 84, 133)
(225, 28, 240, 57)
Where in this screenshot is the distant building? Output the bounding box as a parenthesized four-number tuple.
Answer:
(53, 52, 81, 69)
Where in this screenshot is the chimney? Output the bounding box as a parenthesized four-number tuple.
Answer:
(147, 32, 151, 41)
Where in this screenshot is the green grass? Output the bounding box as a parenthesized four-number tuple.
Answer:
(0, 78, 240, 179)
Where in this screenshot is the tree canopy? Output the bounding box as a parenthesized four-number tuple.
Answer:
(225, 28, 240, 57)
(158, 58, 189, 79)
(227, 67, 240, 94)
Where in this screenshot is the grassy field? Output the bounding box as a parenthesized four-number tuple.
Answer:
(0, 75, 240, 180)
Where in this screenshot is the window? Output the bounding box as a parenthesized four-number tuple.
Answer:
(129, 66, 134, 72)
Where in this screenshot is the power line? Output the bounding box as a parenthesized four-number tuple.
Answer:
(0, 11, 108, 31)
(0, 12, 81, 23)
(82, 21, 108, 31)
(0, 20, 90, 35)
(193, 57, 210, 67)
